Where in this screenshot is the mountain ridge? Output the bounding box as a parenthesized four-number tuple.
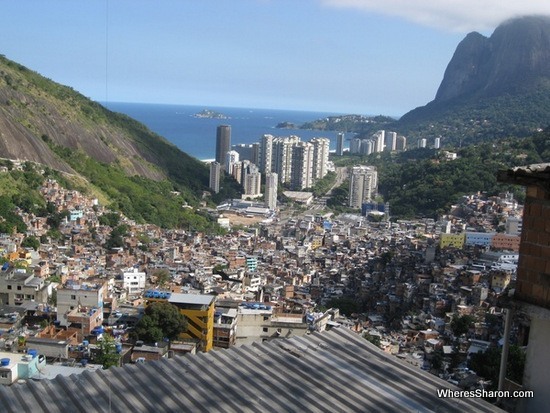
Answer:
(396, 15, 550, 143)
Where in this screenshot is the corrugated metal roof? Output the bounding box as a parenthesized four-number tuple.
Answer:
(0, 328, 503, 413)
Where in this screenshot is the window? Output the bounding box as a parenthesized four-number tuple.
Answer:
(262, 327, 268, 333)
(17, 286, 21, 290)
(7, 285, 11, 290)
(0, 372, 9, 379)
(71, 295, 76, 300)
(263, 316, 269, 321)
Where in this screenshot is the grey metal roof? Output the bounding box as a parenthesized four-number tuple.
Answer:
(0, 328, 503, 413)
(497, 163, 550, 186)
(168, 293, 215, 306)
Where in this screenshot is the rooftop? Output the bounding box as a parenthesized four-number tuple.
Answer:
(168, 293, 215, 306)
(0, 328, 502, 412)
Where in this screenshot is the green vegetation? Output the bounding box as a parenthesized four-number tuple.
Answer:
(0, 55, 231, 231)
(450, 314, 475, 337)
(21, 236, 40, 250)
(469, 345, 526, 391)
(327, 130, 550, 219)
(395, 89, 550, 145)
(151, 269, 170, 288)
(309, 171, 336, 197)
(133, 302, 187, 343)
(301, 114, 395, 134)
(96, 335, 121, 369)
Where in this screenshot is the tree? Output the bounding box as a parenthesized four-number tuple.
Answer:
(21, 236, 40, 250)
(134, 302, 187, 343)
(97, 334, 121, 369)
(451, 314, 474, 337)
(152, 269, 170, 287)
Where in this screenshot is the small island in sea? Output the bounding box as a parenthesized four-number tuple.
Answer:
(192, 109, 230, 119)
(275, 121, 296, 129)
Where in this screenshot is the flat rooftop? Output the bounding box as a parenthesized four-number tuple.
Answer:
(168, 293, 215, 306)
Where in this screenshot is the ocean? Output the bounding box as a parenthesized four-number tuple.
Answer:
(102, 102, 349, 161)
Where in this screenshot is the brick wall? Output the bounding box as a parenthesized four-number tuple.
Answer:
(515, 185, 550, 309)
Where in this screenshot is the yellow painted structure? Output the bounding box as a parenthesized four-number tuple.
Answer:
(439, 233, 465, 249)
(146, 292, 215, 352)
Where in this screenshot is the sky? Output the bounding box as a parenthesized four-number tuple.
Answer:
(1, 1, 550, 116)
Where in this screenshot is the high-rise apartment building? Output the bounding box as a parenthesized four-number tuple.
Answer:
(385, 131, 397, 152)
(434, 137, 441, 149)
(311, 137, 330, 181)
(265, 172, 278, 210)
(374, 130, 385, 153)
(349, 166, 378, 209)
(243, 173, 262, 198)
(215, 125, 231, 169)
(225, 150, 240, 175)
(336, 132, 345, 156)
(350, 138, 362, 154)
(209, 161, 221, 193)
(290, 141, 314, 190)
(273, 136, 300, 184)
(396, 135, 407, 151)
(259, 134, 274, 174)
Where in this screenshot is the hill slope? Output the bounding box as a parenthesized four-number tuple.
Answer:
(0, 54, 208, 190)
(0, 54, 233, 229)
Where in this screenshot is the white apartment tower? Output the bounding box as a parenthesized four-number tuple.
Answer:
(259, 134, 274, 174)
(290, 141, 314, 190)
(209, 161, 221, 193)
(273, 136, 300, 184)
(350, 138, 362, 154)
(243, 171, 262, 198)
(225, 150, 240, 176)
(385, 131, 397, 152)
(265, 172, 278, 210)
(349, 166, 378, 209)
(374, 130, 385, 153)
(311, 137, 330, 181)
(396, 135, 407, 151)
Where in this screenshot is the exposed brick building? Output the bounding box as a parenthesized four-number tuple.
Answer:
(498, 163, 550, 412)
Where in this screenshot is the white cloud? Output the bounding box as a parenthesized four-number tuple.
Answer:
(320, 0, 550, 32)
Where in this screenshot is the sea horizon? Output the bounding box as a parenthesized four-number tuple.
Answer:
(102, 101, 356, 161)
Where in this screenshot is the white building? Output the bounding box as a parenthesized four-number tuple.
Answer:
(290, 141, 314, 190)
(265, 172, 278, 210)
(349, 166, 378, 209)
(209, 161, 221, 193)
(56, 282, 105, 327)
(243, 173, 262, 198)
(225, 150, 240, 176)
(259, 134, 274, 174)
(311, 137, 330, 181)
(123, 268, 146, 295)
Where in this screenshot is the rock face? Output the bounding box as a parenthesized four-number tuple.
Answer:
(435, 15, 550, 102)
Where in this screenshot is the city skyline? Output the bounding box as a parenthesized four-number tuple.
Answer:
(2, 2, 550, 115)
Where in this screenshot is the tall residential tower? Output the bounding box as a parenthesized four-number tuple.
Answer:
(215, 125, 231, 169)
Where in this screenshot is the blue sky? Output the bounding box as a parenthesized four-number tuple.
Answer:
(1, 0, 550, 116)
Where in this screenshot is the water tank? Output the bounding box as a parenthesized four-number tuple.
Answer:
(81, 359, 88, 366)
(27, 349, 38, 359)
(0, 358, 10, 366)
(115, 343, 122, 354)
(82, 340, 89, 347)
